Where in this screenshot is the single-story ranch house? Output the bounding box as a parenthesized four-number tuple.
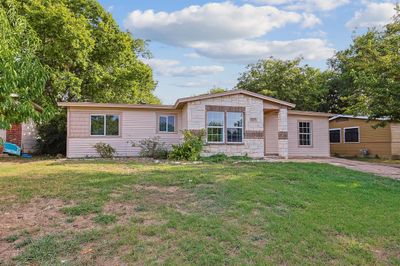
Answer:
(58, 90, 333, 159)
(329, 115, 400, 159)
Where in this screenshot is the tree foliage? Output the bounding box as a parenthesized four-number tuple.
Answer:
(16, 0, 158, 105)
(236, 58, 331, 112)
(208, 87, 227, 94)
(36, 112, 67, 155)
(4, 0, 159, 154)
(329, 7, 400, 122)
(0, 0, 50, 129)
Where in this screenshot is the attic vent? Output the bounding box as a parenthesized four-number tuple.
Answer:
(250, 118, 257, 122)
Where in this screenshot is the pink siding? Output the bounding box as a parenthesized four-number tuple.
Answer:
(67, 107, 182, 158)
(264, 112, 278, 155)
(181, 104, 188, 130)
(288, 115, 330, 157)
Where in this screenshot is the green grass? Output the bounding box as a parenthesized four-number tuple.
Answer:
(93, 214, 117, 225)
(200, 153, 252, 162)
(0, 158, 399, 265)
(61, 202, 102, 216)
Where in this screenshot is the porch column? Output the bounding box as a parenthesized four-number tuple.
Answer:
(278, 108, 289, 159)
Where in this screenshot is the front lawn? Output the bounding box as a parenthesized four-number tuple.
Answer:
(0, 159, 399, 265)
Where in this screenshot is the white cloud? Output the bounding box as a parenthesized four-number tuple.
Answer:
(252, 0, 290, 4)
(125, 2, 304, 45)
(301, 13, 322, 28)
(144, 59, 224, 77)
(184, 52, 201, 59)
(192, 39, 334, 63)
(306, 29, 327, 38)
(250, 0, 349, 11)
(175, 81, 211, 88)
(346, 2, 396, 29)
(125, 2, 332, 62)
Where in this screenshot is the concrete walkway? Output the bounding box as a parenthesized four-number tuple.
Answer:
(265, 157, 400, 180)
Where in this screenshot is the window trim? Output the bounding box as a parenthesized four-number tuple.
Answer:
(157, 114, 177, 133)
(329, 128, 341, 144)
(298, 120, 313, 147)
(206, 111, 225, 144)
(344, 126, 360, 143)
(226, 111, 244, 144)
(90, 114, 120, 137)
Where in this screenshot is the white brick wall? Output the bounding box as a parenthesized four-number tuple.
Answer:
(185, 94, 265, 158)
(278, 108, 289, 159)
(278, 108, 288, 131)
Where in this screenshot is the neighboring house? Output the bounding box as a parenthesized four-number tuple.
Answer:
(0, 120, 39, 153)
(329, 115, 400, 159)
(58, 90, 332, 159)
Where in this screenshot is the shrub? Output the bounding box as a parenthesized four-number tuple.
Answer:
(200, 153, 252, 163)
(36, 113, 67, 155)
(131, 137, 168, 159)
(169, 130, 205, 161)
(93, 142, 115, 158)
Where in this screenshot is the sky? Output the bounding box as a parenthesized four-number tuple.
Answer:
(97, 0, 398, 104)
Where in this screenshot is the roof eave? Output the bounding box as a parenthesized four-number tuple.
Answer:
(173, 89, 296, 109)
(288, 110, 334, 117)
(57, 102, 176, 110)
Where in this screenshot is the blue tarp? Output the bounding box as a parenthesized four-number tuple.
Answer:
(3, 142, 21, 156)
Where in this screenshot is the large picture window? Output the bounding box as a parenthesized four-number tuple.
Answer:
(298, 121, 312, 146)
(159, 115, 175, 133)
(344, 127, 359, 143)
(329, 129, 341, 143)
(207, 112, 224, 143)
(227, 112, 243, 143)
(91, 115, 119, 136)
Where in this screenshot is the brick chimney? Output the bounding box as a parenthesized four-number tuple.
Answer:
(6, 124, 22, 147)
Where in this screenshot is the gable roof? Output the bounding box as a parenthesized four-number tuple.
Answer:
(57, 89, 296, 109)
(174, 89, 295, 108)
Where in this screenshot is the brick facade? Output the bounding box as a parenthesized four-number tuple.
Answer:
(277, 108, 289, 159)
(184, 94, 266, 158)
(6, 124, 22, 147)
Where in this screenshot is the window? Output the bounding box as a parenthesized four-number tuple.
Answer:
(344, 127, 359, 143)
(159, 115, 175, 132)
(227, 112, 243, 143)
(207, 112, 224, 143)
(90, 115, 119, 136)
(329, 129, 341, 143)
(298, 121, 312, 146)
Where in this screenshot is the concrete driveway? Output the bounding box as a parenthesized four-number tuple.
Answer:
(266, 157, 400, 180)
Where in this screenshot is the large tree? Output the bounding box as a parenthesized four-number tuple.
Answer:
(236, 58, 331, 112)
(15, 0, 158, 105)
(3, 0, 159, 154)
(0, 0, 50, 129)
(330, 7, 400, 122)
